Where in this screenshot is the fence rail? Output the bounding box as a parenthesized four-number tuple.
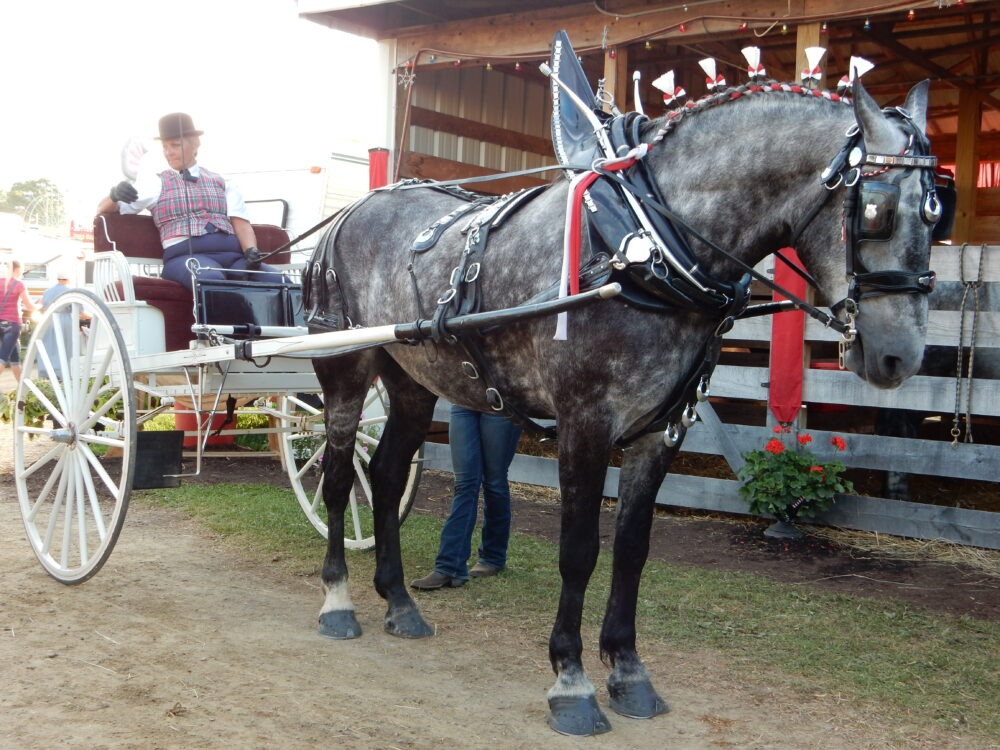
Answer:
(424, 244, 1000, 549)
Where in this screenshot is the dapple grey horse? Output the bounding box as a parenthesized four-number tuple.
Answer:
(302, 76, 941, 735)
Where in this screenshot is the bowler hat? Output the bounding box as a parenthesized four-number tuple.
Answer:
(156, 112, 204, 140)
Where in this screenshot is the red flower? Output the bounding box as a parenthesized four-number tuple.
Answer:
(830, 436, 847, 451)
(797, 434, 813, 446)
(809, 465, 824, 473)
(765, 438, 785, 454)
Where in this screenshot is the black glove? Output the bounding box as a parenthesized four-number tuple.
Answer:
(244, 246, 264, 271)
(109, 181, 138, 203)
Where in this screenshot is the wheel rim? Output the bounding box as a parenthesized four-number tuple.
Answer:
(278, 380, 421, 550)
(13, 291, 136, 584)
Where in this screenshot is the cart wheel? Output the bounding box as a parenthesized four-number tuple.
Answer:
(13, 290, 137, 584)
(278, 380, 422, 550)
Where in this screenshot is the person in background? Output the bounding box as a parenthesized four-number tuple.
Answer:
(38, 268, 74, 379)
(411, 405, 523, 590)
(0, 259, 39, 382)
(96, 112, 281, 292)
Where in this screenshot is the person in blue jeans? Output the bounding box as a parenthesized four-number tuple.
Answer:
(411, 404, 522, 590)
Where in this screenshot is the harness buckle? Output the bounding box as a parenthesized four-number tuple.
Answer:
(461, 361, 480, 379)
(464, 262, 481, 283)
(437, 287, 457, 305)
(837, 299, 858, 369)
(681, 404, 698, 428)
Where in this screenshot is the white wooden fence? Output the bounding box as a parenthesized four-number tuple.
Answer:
(424, 244, 1000, 550)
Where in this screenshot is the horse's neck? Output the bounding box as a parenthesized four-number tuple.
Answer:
(645, 95, 852, 272)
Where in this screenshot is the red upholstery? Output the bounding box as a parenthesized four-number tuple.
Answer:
(93, 213, 292, 351)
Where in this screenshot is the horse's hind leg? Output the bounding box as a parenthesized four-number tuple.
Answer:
(367, 359, 438, 638)
(313, 354, 372, 640)
(602, 434, 671, 720)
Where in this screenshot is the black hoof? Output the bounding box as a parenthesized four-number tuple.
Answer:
(384, 605, 434, 639)
(546, 695, 612, 736)
(607, 678, 670, 719)
(318, 610, 363, 640)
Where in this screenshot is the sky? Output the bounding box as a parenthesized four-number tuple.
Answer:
(0, 0, 383, 223)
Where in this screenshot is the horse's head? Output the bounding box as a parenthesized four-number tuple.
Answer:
(805, 78, 943, 389)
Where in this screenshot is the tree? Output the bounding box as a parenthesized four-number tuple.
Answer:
(4, 179, 64, 227)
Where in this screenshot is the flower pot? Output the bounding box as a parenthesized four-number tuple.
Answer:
(764, 519, 803, 540)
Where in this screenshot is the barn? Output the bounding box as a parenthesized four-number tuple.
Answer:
(298, 1, 999, 547)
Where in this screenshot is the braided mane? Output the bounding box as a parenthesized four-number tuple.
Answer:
(651, 81, 852, 144)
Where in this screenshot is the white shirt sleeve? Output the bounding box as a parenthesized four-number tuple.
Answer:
(224, 178, 250, 222)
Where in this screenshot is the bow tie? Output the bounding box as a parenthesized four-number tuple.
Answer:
(180, 168, 198, 182)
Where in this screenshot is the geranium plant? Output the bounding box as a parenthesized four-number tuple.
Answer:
(737, 428, 854, 521)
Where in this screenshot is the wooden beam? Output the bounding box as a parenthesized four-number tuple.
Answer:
(952, 88, 982, 244)
(398, 151, 550, 194)
(924, 131, 1000, 163)
(390, 0, 921, 64)
(867, 26, 1000, 113)
(409, 106, 552, 156)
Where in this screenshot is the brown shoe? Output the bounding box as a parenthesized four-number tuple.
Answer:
(469, 562, 502, 578)
(410, 570, 465, 590)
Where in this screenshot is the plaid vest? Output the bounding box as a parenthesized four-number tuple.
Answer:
(152, 167, 235, 242)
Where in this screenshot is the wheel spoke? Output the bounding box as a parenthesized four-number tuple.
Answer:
(27, 451, 68, 523)
(79, 450, 109, 542)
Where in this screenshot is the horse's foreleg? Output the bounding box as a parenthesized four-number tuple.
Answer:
(369, 372, 438, 638)
(546, 426, 614, 736)
(601, 435, 672, 720)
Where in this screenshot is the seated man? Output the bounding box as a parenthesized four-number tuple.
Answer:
(96, 112, 282, 292)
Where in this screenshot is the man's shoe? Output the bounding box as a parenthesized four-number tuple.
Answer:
(469, 562, 502, 578)
(410, 570, 465, 590)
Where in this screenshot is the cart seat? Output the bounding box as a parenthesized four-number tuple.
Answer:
(93, 214, 292, 351)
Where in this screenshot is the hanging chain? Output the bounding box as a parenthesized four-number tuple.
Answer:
(951, 243, 986, 445)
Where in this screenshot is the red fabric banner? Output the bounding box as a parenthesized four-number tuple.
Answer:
(368, 147, 389, 190)
(768, 248, 807, 425)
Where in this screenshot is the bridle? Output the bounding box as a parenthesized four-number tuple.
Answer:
(812, 105, 947, 352)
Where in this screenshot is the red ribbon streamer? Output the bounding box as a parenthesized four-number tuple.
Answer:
(768, 248, 807, 425)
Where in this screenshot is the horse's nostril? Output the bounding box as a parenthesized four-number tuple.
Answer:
(881, 355, 905, 381)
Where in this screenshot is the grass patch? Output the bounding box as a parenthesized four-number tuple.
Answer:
(137, 482, 999, 741)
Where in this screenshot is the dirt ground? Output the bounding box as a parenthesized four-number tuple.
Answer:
(2, 417, 998, 748)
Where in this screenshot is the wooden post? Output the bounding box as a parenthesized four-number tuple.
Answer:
(952, 88, 981, 244)
(602, 45, 628, 114)
(795, 23, 823, 90)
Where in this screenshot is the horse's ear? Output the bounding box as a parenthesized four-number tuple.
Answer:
(851, 76, 885, 137)
(901, 79, 930, 134)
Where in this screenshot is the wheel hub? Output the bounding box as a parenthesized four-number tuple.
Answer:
(50, 425, 77, 445)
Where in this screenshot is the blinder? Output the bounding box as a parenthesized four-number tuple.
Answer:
(856, 181, 898, 241)
(930, 173, 956, 241)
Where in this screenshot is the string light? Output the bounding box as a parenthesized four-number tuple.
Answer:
(739, 21, 748, 31)
(514, 62, 522, 71)
(453, 59, 462, 67)
(908, 8, 916, 20)
(781, 23, 789, 34)
(821, 21, 828, 34)
(678, 23, 687, 32)
(485, 62, 492, 71)
(645, 40, 652, 50)
(428, 55, 436, 63)
(863, 17, 872, 30)
(609, 48, 617, 59)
